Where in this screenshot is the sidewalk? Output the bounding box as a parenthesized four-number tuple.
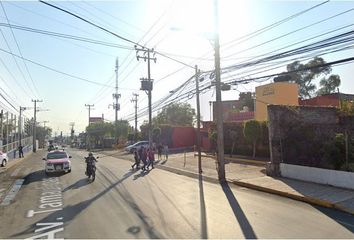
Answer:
(101, 149, 354, 215)
(0, 151, 33, 175)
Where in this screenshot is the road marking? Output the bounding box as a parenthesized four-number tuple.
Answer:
(0, 179, 24, 206)
(27, 177, 65, 239)
(11, 167, 21, 177)
(27, 208, 63, 218)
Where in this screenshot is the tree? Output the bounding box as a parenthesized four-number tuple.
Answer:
(243, 120, 261, 159)
(153, 102, 196, 126)
(208, 130, 217, 155)
(139, 120, 149, 140)
(316, 74, 341, 95)
(152, 127, 161, 143)
(36, 126, 52, 148)
(239, 92, 254, 111)
(285, 57, 336, 99)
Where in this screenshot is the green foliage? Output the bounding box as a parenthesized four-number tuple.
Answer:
(322, 134, 346, 170)
(153, 102, 196, 126)
(139, 120, 149, 140)
(243, 120, 261, 144)
(244, 120, 262, 158)
(317, 74, 341, 96)
(340, 100, 354, 116)
(36, 126, 52, 148)
(152, 127, 161, 143)
(238, 92, 254, 111)
(285, 57, 340, 99)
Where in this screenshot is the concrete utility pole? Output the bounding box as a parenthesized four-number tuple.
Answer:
(214, 0, 225, 182)
(195, 65, 202, 174)
(32, 99, 43, 152)
(131, 93, 139, 142)
(42, 121, 49, 128)
(113, 57, 121, 143)
(85, 104, 94, 150)
(85, 104, 94, 126)
(19, 106, 28, 146)
(135, 46, 156, 149)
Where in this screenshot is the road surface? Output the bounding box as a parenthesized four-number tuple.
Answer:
(0, 148, 353, 239)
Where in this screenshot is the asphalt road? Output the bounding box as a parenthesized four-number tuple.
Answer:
(0, 148, 353, 239)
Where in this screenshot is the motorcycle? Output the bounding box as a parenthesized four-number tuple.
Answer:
(84, 156, 99, 182)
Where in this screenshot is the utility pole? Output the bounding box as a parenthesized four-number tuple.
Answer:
(85, 104, 94, 126)
(42, 121, 49, 128)
(214, 0, 225, 182)
(112, 57, 121, 144)
(195, 65, 202, 174)
(135, 46, 156, 149)
(32, 99, 43, 152)
(131, 93, 139, 142)
(19, 106, 28, 146)
(85, 104, 94, 150)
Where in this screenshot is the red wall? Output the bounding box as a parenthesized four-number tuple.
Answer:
(171, 127, 196, 148)
(299, 94, 340, 107)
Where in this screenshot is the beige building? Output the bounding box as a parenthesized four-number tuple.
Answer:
(255, 82, 299, 121)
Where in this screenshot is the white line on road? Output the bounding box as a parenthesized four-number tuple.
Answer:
(27, 208, 63, 218)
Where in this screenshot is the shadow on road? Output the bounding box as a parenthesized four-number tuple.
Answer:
(313, 206, 354, 233)
(22, 170, 46, 185)
(221, 182, 258, 239)
(62, 178, 90, 192)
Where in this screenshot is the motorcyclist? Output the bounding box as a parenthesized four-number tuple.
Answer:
(85, 152, 98, 176)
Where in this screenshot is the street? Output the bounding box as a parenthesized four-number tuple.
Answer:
(0, 148, 353, 239)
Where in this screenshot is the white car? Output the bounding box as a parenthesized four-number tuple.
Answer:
(0, 151, 8, 167)
(125, 141, 149, 153)
(43, 150, 72, 174)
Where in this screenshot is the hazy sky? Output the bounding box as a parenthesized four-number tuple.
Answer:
(0, 0, 353, 135)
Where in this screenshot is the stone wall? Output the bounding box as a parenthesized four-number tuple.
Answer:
(267, 105, 354, 176)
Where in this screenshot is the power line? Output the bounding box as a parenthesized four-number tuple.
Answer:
(0, 47, 116, 88)
(223, 7, 354, 59)
(0, 22, 135, 50)
(221, 0, 330, 51)
(39, 0, 142, 48)
(0, 1, 40, 98)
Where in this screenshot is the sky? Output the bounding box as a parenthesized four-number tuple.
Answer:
(0, 0, 353, 136)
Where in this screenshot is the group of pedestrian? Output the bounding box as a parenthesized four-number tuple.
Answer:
(131, 143, 169, 171)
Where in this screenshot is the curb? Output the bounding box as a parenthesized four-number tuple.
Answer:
(230, 180, 354, 216)
(198, 153, 266, 167)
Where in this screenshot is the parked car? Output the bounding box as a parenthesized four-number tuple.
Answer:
(43, 150, 72, 174)
(0, 151, 7, 167)
(125, 141, 149, 153)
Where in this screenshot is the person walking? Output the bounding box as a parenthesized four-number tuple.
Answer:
(131, 150, 140, 170)
(140, 147, 148, 171)
(157, 143, 163, 160)
(18, 145, 24, 158)
(163, 143, 169, 160)
(147, 147, 155, 170)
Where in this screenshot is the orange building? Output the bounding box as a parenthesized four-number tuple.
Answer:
(255, 82, 299, 121)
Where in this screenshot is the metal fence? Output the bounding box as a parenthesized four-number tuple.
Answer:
(1, 137, 33, 160)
